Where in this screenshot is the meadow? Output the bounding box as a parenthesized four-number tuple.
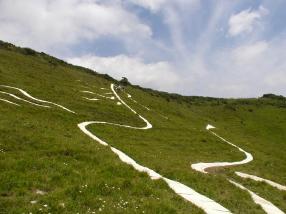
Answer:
(0, 41, 285, 213)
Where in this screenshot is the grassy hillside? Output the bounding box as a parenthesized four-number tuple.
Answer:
(0, 41, 285, 213)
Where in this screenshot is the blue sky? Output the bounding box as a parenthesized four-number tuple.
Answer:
(0, 0, 286, 97)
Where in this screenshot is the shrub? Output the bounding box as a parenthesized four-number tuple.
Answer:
(22, 48, 37, 56)
(119, 77, 130, 86)
(262, 94, 285, 100)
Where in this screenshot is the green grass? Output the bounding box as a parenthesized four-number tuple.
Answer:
(0, 41, 285, 213)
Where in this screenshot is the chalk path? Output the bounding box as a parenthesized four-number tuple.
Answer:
(229, 180, 284, 214)
(126, 93, 150, 111)
(0, 85, 75, 113)
(191, 125, 285, 213)
(191, 125, 253, 173)
(80, 85, 168, 120)
(80, 90, 115, 100)
(2, 83, 284, 213)
(235, 172, 286, 191)
(82, 97, 99, 101)
(125, 92, 168, 120)
(0, 90, 50, 108)
(78, 83, 232, 214)
(0, 98, 20, 106)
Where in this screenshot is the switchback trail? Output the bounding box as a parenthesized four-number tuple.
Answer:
(78, 84, 232, 214)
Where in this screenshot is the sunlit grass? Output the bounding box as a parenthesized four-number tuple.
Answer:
(0, 41, 285, 213)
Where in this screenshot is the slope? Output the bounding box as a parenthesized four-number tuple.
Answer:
(0, 41, 285, 213)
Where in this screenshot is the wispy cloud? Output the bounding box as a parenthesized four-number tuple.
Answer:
(206, 38, 286, 97)
(68, 55, 180, 91)
(0, 0, 285, 97)
(228, 6, 268, 37)
(0, 0, 151, 55)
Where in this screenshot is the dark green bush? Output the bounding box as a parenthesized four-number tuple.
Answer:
(119, 77, 130, 86)
(22, 48, 37, 56)
(262, 94, 285, 100)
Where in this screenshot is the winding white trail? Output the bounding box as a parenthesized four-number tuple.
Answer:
(0, 98, 20, 106)
(81, 90, 115, 100)
(0, 90, 50, 108)
(82, 97, 99, 101)
(235, 172, 286, 191)
(191, 125, 253, 173)
(193, 125, 285, 213)
(78, 84, 231, 214)
(0, 85, 75, 113)
(125, 93, 150, 111)
(126, 92, 168, 120)
(229, 180, 284, 214)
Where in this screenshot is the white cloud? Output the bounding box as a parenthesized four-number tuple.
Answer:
(0, 0, 151, 54)
(0, 0, 285, 98)
(232, 41, 268, 63)
(228, 6, 268, 37)
(67, 55, 180, 91)
(205, 38, 286, 97)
